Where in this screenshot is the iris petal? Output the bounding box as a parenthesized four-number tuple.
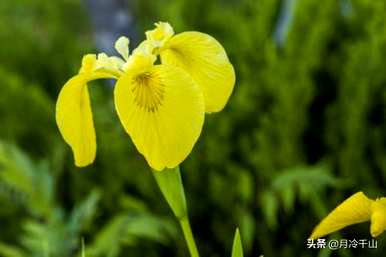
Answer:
(114, 36, 130, 61)
(114, 65, 205, 171)
(161, 32, 235, 113)
(310, 192, 373, 239)
(56, 72, 114, 167)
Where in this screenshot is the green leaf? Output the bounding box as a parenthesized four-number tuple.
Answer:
(231, 228, 244, 257)
(68, 190, 100, 234)
(81, 238, 85, 257)
(87, 215, 129, 257)
(87, 213, 177, 257)
(126, 214, 177, 244)
(0, 142, 54, 216)
(261, 191, 279, 229)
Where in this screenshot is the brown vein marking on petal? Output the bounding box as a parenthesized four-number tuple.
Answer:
(131, 72, 165, 112)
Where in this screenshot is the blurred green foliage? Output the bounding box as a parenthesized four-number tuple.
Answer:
(0, 142, 177, 257)
(0, 0, 385, 257)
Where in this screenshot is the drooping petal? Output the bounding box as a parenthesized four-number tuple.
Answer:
(114, 65, 205, 171)
(161, 32, 235, 113)
(310, 192, 373, 239)
(56, 72, 115, 167)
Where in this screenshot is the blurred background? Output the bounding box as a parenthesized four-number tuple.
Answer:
(0, 0, 385, 256)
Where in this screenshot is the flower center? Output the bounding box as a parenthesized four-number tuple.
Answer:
(131, 72, 165, 112)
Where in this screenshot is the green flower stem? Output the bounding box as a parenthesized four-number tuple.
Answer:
(180, 216, 200, 257)
(153, 166, 200, 257)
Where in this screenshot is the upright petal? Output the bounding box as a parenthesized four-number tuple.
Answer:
(310, 192, 373, 239)
(114, 65, 205, 171)
(56, 72, 114, 167)
(114, 36, 130, 61)
(145, 22, 174, 48)
(161, 32, 235, 113)
(96, 53, 124, 71)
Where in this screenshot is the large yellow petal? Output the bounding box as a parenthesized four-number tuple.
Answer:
(114, 65, 205, 171)
(310, 192, 373, 239)
(56, 72, 114, 167)
(370, 199, 386, 237)
(160, 32, 235, 113)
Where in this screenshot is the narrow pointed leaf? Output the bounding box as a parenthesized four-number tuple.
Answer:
(231, 228, 244, 257)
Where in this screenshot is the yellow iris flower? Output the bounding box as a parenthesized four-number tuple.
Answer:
(56, 22, 235, 171)
(310, 192, 386, 239)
